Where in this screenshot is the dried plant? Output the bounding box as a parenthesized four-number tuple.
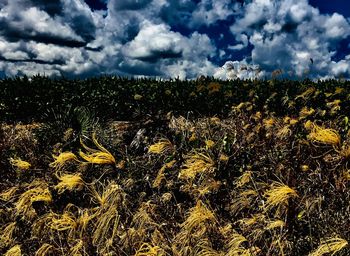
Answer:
(0, 222, 16, 249)
(54, 173, 85, 194)
(49, 152, 79, 171)
(179, 152, 215, 182)
(79, 132, 116, 165)
(263, 182, 298, 215)
(306, 122, 340, 146)
(4, 245, 21, 256)
(309, 237, 348, 256)
(9, 158, 31, 171)
(15, 181, 52, 219)
(148, 139, 174, 155)
(35, 243, 55, 256)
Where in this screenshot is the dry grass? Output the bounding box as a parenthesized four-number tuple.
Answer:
(4, 245, 21, 256)
(181, 200, 216, 236)
(79, 133, 116, 165)
(0, 222, 16, 249)
(148, 139, 174, 154)
(264, 182, 298, 215)
(35, 243, 55, 256)
(306, 122, 340, 146)
(54, 173, 85, 194)
(9, 158, 31, 171)
(0, 186, 18, 202)
(309, 237, 348, 256)
(134, 243, 164, 256)
(49, 152, 79, 171)
(15, 181, 52, 219)
(179, 152, 215, 182)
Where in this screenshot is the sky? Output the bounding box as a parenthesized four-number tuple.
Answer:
(0, 0, 349, 80)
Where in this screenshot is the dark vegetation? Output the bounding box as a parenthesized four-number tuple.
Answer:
(0, 76, 349, 255)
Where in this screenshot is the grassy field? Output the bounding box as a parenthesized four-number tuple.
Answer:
(0, 77, 349, 255)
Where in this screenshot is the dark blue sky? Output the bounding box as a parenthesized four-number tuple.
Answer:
(0, 0, 349, 79)
(309, 0, 350, 17)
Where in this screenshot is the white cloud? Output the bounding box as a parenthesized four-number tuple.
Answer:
(122, 21, 183, 61)
(0, 0, 349, 80)
(229, 0, 350, 78)
(214, 60, 264, 80)
(190, 0, 236, 28)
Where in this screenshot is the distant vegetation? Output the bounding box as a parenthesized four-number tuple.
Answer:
(0, 76, 349, 255)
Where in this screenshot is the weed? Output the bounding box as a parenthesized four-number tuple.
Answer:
(79, 133, 116, 165)
(309, 237, 348, 256)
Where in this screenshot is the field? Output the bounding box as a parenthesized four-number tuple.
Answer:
(0, 76, 349, 255)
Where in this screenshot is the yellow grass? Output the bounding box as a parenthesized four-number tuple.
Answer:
(15, 181, 52, 219)
(70, 239, 85, 256)
(235, 171, 252, 188)
(205, 140, 215, 149)
(55, 173, 85, 194)
(153, 160, 176, 188)
(307, 122, 340, 146)
(309, 237, 348, 256)
(0, 186, 18, 201)
(35, 243, 55, 256)
(0, 222, 16, 249)
(4, 245, 21, 256)
(134, 243, 164, 256)
(265, 220, 285, 230)
(181, 200, 216, 236)
(148, 139, 174, 154)
(9, 158, 31, 170)
(49, 152, 79, 170)
(299, 107, 315, 119)
(79, 133, 116, 165)
(295, 87, 315, 100)
(179, 152, 215, 181)
(264, 182, 298, 214)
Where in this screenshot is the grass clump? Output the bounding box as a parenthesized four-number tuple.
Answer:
(306, 121, 341, 146)
(309, 237, 348, 256)
(79, 133, 116, 165)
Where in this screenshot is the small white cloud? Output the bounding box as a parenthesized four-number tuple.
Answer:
(122, 21, 183, 61)
(214, 61, 264, 80)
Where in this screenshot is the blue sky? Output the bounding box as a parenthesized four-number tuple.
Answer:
(0, 0, 349, 79)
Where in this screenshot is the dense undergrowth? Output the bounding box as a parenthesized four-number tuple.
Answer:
(0, 77, 349, 255)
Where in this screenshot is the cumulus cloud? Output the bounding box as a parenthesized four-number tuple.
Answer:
(122, 21, 183, 62)
(0, 0, 349, 79)
(214, 60, 265, 80)
(229, 0, 350, 78)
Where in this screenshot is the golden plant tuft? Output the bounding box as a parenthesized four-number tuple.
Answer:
(153, 160, 176, 189)
(9, 158, 31, 171)
(69, 239, 85, 256)
(35, 243, 55, 256)
(309, 237, 348, 256)
(0, 222, 16, 249)
(55, 173, 85, 194)
(179, 152, 215, 182)
(4, 245, 21, 256)
(235, 171, 253, 188)
(79, 133, 116, 165)
(148, 138, 174, 154)
(205, 140, 215, 149)
(49, 152, 79, 171)
(307, 122, 340, 146)
(299, 107, 315, 119)
(15, 181, 52, 219)
(0, 186, 18, 202)
(134, 242, 165, 256)
(181, 200, 216, 236)
(264, 182, 298, 214)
